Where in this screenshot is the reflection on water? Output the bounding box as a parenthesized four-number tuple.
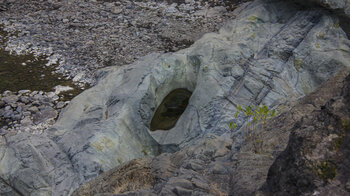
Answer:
(0, 25, 82, 97)
(150, 88, 192, 131)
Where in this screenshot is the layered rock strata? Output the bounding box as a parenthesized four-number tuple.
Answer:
(1, 0, 350, 195)
(73, 67, 350, 196)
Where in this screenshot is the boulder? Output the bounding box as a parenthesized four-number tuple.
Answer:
(73, 67, 350, 196)
(51, 0, 350, 184)
(1, 0, 350, 195)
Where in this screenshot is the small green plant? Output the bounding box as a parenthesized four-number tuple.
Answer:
(227, 104, 277, 153)
(227, 121, 237, 131)
(316, 161, 337, 181)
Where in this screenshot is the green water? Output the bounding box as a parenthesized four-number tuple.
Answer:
(150, 88, 192, 131)
(0, 25, 82, 98)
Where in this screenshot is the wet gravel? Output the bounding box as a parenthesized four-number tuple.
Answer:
(0, 88, 72, 135)
(0, 0, 247, 133)
(0, 0, 245, 85)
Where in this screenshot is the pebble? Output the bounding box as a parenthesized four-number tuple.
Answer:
(28, 106, 39, 113)
(0, 0, 236, 86)
(56, 101, 66, 109)
(18, 90, 31, 94)
(2, 94, 19, 104)
(0, 89, 69, 134)
(0, 0, 240, 135)
(20, 96, 30, 104)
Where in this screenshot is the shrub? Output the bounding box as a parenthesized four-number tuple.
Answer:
(227, 104, 277, 153)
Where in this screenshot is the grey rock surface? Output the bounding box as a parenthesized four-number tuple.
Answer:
(295, 0, 350, 17)
(73, 66, 350, 196)
(1, 0, 350, 195)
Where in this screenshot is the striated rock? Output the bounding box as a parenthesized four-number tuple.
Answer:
(1, 0, 350, 195)
(261, 71, 350, 195)
(73, 67, 350, 196)
(73, 134, 234, 196)
(50, 0, 350, 185)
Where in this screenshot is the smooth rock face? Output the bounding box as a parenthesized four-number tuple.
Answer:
(1, 0, 350, 195)
(73, 68, 350, 196)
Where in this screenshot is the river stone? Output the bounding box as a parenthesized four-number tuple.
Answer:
(1, 0, 350, 195)
(0, 101, 5, 108)
(1, 95, 18, 104)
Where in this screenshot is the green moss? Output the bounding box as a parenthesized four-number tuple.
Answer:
(91, 137, 116, 152)
(141, 149, 148, 156)
(341, 118, 350, 131)
(315, 43, 321, 49)
(334, 22, 340, 28)
(332, 133, 345, 151)
(162, 62, 170, 69)
(294, 58, 303, 71)
(202, 64, 209, 71)
(247, 15, 259, 23)
(316, 32, 325, 39)
(316, 161, 337, 181)
(251, 32, 256, 39)
(117, 157, 123, 164)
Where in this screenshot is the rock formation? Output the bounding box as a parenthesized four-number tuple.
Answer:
(73, 67, 350, 196)
(1, 0, 350, 195)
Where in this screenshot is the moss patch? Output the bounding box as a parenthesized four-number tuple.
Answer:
(341, 118, 350, 131)
(332, 133, 345, 151)
(91, 136, 116, 152)
(316, 161, 337, 181)
(294, 58, 303, 71)
(247, 15, 259, 23)
(316, 32, 325, 39)
(314, 43, 321, 49)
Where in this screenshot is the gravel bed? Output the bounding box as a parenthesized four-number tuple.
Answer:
(0, 0, 244, 85)
(0, 0, 247, 132)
